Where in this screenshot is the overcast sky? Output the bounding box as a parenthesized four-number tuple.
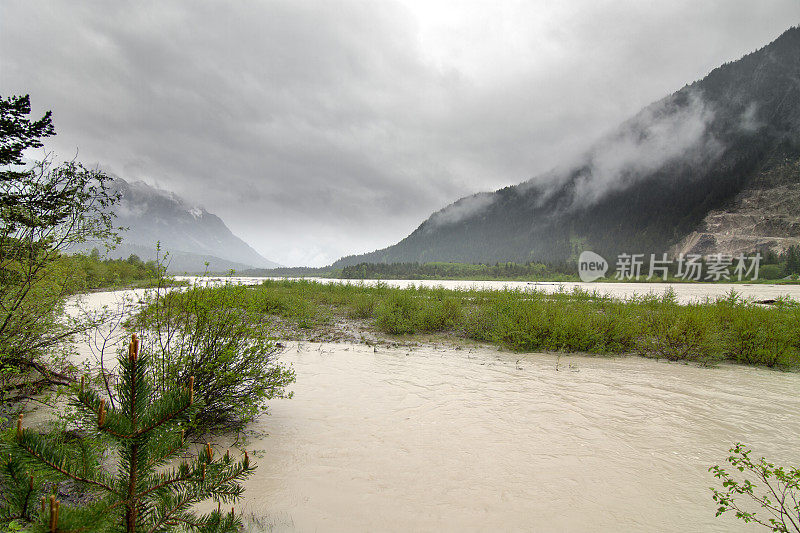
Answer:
(2, 1, 798, 266)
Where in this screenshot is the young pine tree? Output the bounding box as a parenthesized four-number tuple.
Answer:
(1, 334, 255, 533)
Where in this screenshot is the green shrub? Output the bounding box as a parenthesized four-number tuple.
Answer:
(165, 280, 800, 369)
(488, 298, 550, 351)
(375, 291, 419, 334)
(721, 303, 799, 366)
(460, 306, 496, 342)
(636, 304, 723, 364)
(588, 303, 636, 352)
(347, 293, 377, 319)
(134, 283, 295, 431)
(417, 295, 462, 332)
(759, 263, 787, 280)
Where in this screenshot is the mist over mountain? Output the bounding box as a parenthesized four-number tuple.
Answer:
(102, 179, 280, 272)
(333, 26, 800, 268)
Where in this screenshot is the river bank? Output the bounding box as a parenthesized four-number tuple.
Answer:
(164, 279, 800, 369)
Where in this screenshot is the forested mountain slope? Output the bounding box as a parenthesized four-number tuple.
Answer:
(334, 26, 800, 267)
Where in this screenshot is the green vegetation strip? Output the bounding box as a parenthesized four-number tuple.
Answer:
(158, 280, 800, 369)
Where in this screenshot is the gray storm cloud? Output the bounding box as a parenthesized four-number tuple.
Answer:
(1, 1, 798, 266)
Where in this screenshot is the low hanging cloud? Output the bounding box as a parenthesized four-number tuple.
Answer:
(570, 91, 724, 208)
(425, 192, 495, 229)
(738, 102, 763, 132)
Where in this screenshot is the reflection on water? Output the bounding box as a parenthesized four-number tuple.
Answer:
(239, 343, 800, 532)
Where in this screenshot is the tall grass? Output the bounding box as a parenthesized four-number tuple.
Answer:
(206, 279, 800, 368)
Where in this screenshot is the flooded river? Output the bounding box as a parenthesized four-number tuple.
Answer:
(240, 344, 799, 532)
(68, 288, 800, 532)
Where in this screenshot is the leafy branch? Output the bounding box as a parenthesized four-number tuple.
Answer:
(710, 443, 800, 532)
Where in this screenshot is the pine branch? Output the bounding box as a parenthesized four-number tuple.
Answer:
(134, 390, 195, 437)
(141, 431, 185, 471)
(13, 427, 117, 494)
(146, 491, 199, 533)
(140, 453, 252, 504)
(75, 366, 194, 441)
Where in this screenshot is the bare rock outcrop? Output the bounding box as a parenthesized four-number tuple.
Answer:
(675, 158, 800, 255)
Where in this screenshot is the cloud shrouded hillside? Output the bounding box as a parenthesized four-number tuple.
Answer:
(100, 179, 281, 273)
(334, 26, 800, 267)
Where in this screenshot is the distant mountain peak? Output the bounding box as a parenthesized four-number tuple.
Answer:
(105, 178, 281, 272)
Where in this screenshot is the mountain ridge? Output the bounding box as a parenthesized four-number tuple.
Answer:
(99, 178, 281, 272)
(332, 26, 800, 268)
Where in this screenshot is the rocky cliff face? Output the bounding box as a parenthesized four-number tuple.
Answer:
(676, 157, 800, 255)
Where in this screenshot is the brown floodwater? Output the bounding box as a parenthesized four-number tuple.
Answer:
(66, 289, 800, 532)
(236, 343, 799, 532)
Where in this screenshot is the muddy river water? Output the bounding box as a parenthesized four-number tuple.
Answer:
(67, 285, 800, 532)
